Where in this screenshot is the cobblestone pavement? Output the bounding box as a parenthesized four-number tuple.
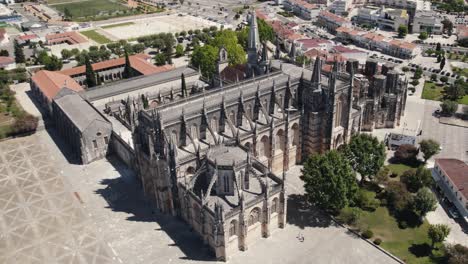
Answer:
(0, 135, 115, 264)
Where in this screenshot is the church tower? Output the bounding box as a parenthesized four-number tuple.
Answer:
(247, 11, 262, 78)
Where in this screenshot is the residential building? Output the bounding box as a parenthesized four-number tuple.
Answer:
(368, 0, 431, 11)
(317, 11, 352, 32)
(0, 56, 15, 70)
(336, 26, 419, 58)
(433, 159, 468, 222)
(329, 0, 353, 16)
(412, 10, 444, 34)
(283, 0, 321, 20)
(456, 25, 468, 46)
(356, 6, 409, 31)
(0, 28, 8, 45)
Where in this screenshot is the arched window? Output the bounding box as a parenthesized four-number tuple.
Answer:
(275, 130, 285, 151)
(258, 135, 270, 158)
(271, 198, 279, 213)
(291, 123, 299, 147)
(248, 207, 261, 226)
(229, 110, 236, 125)
(171, 130, 178, 145)
(190, 124, 198, 140)
(246, 104, 253, 119)
(229, 219, 238, 237)
(210, 116, 218, 132)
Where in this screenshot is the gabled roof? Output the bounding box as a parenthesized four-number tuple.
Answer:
(436, 159, 468, 199)
(31, 70, 83, 101)
(0, 56, 15, 65)
(46, 31, 88, 45)
(54, 92, 110, 132)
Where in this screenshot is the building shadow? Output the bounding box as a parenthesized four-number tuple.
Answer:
(95, 156, 216, 262)
(286, 194, 333, 229)
(26, 89, 82, 164)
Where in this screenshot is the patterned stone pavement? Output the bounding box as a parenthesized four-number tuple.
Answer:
(0, 136, 115, 264)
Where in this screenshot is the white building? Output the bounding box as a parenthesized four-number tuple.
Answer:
(283, 0, 321, 20)
(356, 6, 409, 31)
(368, 0, 431, 11)
(412, 10, 444, 34)
(433, 159, 468, 223)
(329, 0, 353, 16)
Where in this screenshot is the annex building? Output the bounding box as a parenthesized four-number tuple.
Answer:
(29, 12, 408, 261)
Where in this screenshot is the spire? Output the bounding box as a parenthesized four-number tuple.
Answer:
(311, 58, 322, 84)
(248, 11, 260, 51)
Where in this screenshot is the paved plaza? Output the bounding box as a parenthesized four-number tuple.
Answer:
(0, 130, 399, 264)
(0, 135, 115, 264)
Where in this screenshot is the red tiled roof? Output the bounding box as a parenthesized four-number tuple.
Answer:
(17, 34, 39, 41)
(389, 39, 417, 50)
(59, 54, 171, 77)
(457, 25, 468, 40)
(0, 56, 15, 65)
(436, 159, 468, 199)
(297, 38, 331, 49)
(31, 70, 83, 101)
(304, 48, 328, 59)
(333, 45, 364, 53)
(319, 11, 349, 23)
(46, 31, 88, 45)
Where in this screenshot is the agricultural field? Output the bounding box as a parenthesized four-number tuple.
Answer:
(50, 0, 138, 21)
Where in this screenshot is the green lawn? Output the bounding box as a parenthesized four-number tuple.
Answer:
(51, 0, 131, 19)
(422, 81, 468, 105)
(358, 207, 444, 264)
(452, 67, 468, 78)
(80, 30, 112, 44)
(101, 22, 134, 29)
(386, 163, 414, 179)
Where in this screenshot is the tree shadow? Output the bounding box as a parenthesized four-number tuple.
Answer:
(409, 243, 432, 258)
(94, 157, 216, 262)
(286, 194, 333, 229)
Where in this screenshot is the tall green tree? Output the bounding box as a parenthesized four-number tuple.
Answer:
(14, 39, 25, 64)
(419, 139, 440, 162)
(190, 44, 218, 78)
(209, 30, 246, 66)
(63, 7, 72, 20)
(444, 80, 466, 101)
(123, 51, 133, 79)
(343, 134, 386, 184)
(428, 224, 450, 248)
(85, 55, 97, 87)
(400, 167, 433, 193)
(301, 151, 358, 213)
(398, 25, 408, 38)
(412, 187, 437, 218)
(175, 44, 184, 57)
(440, 100, 458, 116)
(154, 53, 166, 66)
(440, 56, 446, 70)
(181, 73, 187, 97)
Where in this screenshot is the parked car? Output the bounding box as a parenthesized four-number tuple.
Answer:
(448, 207, 460, 218)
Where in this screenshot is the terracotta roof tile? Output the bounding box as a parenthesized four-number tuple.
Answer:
(59, 54, 170, 77)
(436, 159, 468, 199)
(46, 31, 88, 45)
(31, 70, 83, 101)
(0, 56, 14, 65)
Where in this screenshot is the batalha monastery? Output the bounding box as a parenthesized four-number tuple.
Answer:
(30, 12, 407, 261)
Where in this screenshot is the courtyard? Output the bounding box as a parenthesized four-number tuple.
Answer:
(0, 129, 399, 264)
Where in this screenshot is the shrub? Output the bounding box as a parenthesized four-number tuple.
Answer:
(440, 100, 458, 116)
(399, 221, 408, 229)
(362, 229, 374, 239)
(411, 80, 420, 86)
(380, 198, 387, 206)
(394, 144, 419, 164)
(8, 114, 39, 136)
(386, 181, 413, 212)
(440, 76, 449, 83)
(355, 189, 379, 211)
(337, 207, 361, 225)
(374, 238, 382, 245)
